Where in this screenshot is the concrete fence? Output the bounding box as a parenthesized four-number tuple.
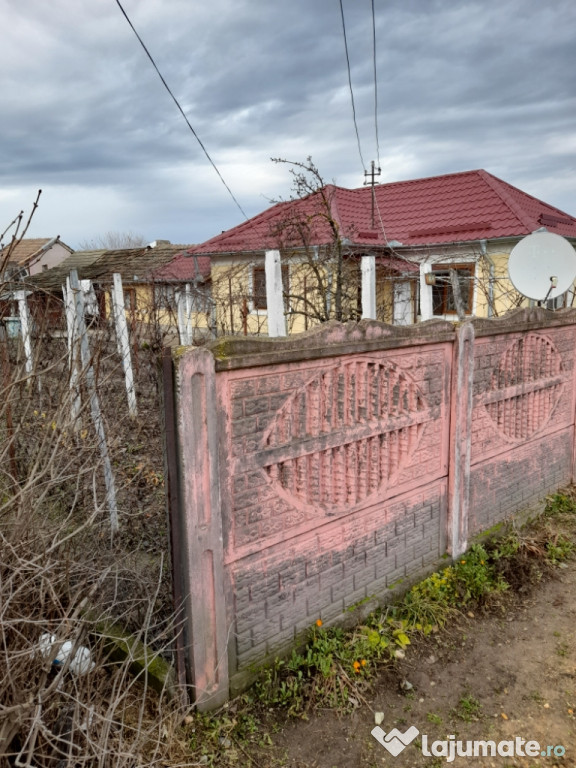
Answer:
(165, 308, 576, 709)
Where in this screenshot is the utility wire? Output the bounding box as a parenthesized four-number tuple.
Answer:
(338, 0, 367, 172)
(115, 0, 249, 221)
(371, 0, 381, 168)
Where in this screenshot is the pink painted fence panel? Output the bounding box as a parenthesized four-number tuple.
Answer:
(169, 310, 576, 708)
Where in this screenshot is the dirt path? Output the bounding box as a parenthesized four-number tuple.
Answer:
(271, 559, 576, 767)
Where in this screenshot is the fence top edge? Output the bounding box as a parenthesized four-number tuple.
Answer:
(173, 308, 576, 372)
(202, 318, 456, 371)
(471, 306, 576, 337)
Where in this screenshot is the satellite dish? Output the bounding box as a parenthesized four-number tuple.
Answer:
(508, 231, 576, 301)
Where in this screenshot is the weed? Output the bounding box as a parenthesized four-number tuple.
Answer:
(427, 712, 443, 725)
(546, 535, 574, 563)
(556, 642, 570, 658)
(544, 492, 576, 516)
(526, 690, 545, 704)
(452, 544, 509, 604)
(453, 694, 482, 722)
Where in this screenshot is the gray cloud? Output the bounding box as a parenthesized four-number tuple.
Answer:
(1, 0, 575, 248)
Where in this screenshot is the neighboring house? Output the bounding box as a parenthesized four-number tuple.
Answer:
(0, 237, 73, 278)
(28, 241, 193, 330)
(176, 169, 576, 335)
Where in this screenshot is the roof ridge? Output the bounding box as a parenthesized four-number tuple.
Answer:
(322, 186, 345, 236)
(481, 169, 575, 222)
(351, 168, 482, 193)
(478, 170, 539, 231)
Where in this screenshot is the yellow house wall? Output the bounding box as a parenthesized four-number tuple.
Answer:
(210, 259, 360, 337)
(102, 283, 210, 333)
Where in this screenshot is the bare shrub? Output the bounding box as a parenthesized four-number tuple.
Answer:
(0, 273, 186, 765)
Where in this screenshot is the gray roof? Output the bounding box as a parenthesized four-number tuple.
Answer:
(27, 243, 192, 292)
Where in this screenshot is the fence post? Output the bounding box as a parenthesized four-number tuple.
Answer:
(361, 254, 376, 319)
(63, 279, 82, 430)
(175, 347, 229, 709)
(419, 263, 433, 320)
(69, 269, 119, 535)
(111, 273, 137, 417)
(447, 321, 475, 556)
(176, 284, 193, 346)
(14, 290, 33, 376)
(265, 250, 287, 337)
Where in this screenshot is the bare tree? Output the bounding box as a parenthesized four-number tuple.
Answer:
(269, 156, 361, 327)
(77, 230, 148, 251)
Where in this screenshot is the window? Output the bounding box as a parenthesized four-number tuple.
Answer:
(546, 293, 568, 311)
(251, 265, 289, 311)
(431, 264, 475, 316)
(124, 288, 137, 311)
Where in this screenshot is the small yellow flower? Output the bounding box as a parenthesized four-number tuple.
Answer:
(480, 560, 485, 565)
(460, 560, 466, 564)
(315, 619, 323, 627)
(353, 661, 361, 672)
(360, 659, 367, 667)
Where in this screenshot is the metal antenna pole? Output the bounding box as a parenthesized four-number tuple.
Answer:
(364, 160, 381, 228)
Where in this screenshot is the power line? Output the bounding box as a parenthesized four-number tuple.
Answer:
(338, 0, 367, 172)
(371, 0, 381, 168)
(114, 0, 249, 221)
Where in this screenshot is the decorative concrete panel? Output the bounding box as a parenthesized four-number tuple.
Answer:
(471, 328, 575, 464)
(220, 344, 451, 559)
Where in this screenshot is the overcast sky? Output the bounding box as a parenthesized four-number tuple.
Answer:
(2, 0, 575, 250)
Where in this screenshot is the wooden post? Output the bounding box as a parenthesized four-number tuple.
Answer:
(14, 290, 33, 376)
(361, 254, 376, 319)
(69, 270, 119, 535)
(264, 250, 287, 337)
(111, 273, 137, 416)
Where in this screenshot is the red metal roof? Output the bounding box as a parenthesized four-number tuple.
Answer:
(151, 252, 211, 282)
(185, 169, 576, 257)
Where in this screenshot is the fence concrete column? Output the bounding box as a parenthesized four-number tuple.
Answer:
(265, 249, 287, 337)
(176, 348, 229, 709)
(419, 263, 433, 321)
(361, 254, 376, 319)
(447, 321, 475, 556)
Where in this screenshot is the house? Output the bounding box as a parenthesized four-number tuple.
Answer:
(28, 241, 193, 332)
(173, 169, 576, 335)
(0, 237, 73, 278)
